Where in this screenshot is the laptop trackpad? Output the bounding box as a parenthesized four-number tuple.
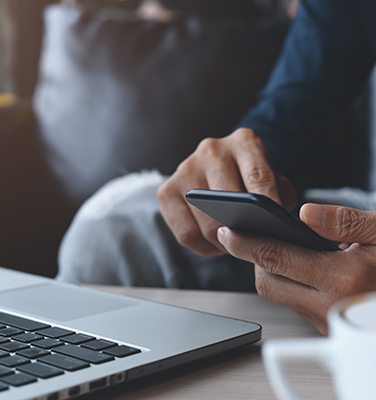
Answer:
(0, 282, 138, 322)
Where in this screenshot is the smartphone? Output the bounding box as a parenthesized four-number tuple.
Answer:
(185, 189, 340, 252)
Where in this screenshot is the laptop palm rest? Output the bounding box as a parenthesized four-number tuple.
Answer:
(0, 282, 138, 322)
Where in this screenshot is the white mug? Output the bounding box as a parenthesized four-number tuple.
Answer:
(262, 292, 376, 400)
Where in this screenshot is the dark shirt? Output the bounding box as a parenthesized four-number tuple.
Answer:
(239, 0, 376, 192)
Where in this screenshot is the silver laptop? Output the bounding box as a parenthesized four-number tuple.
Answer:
(0, 267, 261, 400)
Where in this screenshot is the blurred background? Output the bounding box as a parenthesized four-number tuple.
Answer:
(0, 0, 293, 279)
(0, 0, 372, 281)
(0, 0, 142, 99)
(0, 0, 297, 98)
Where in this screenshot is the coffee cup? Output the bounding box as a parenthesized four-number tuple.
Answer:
(262, 292, 376, 400)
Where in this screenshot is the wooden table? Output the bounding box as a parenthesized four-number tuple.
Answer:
(82, 286, 337, 400)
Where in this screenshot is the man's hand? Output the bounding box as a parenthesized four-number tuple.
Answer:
(217, 203, 376, 335)
(157, 128, 297, 256)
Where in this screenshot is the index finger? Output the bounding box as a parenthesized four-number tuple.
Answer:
(158, 179, 223, 256)
(231, 129, 282, 205)
(217, 226, 348, 291)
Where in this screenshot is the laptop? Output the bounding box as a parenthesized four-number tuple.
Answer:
(0, 267, 261, 400)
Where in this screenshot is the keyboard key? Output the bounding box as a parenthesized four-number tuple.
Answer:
(0, 342, 29, 352)
(14, 333, 43, 343)
(18, 362, 64, 379)
(36, 327, 74, 339)
(39, 354, 89, 372)
(104, 345, 141, 358)
(0, 328, 24, 337)
(54, 345, 114, 364)
(0, 372, 37, 387)
(82, 339, 117, 351)
(0, 365, 13, 377)
(0, 355, 30, 368)
(33, 339, 64, 349)
(0, 350, 9, 359)
(61, 334, 94, 345)
(0, 312, 49, 331)
(0, 338, 9, 345)
(17, 348, 50, 359)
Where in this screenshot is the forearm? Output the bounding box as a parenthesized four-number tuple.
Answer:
(238, 0, 375, 191)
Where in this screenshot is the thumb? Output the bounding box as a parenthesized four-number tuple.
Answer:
(300, 203, 376, 245)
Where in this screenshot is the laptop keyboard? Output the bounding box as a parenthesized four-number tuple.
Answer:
(0, 311, 141, 392)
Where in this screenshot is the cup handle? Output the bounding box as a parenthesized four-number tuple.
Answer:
(262, 338, 332, 400)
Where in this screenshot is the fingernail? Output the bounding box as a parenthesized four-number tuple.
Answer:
(305, 204, 327, 229)
(217, 227, 228, 245)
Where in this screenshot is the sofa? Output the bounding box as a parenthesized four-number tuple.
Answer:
(0, 2, 370, 279)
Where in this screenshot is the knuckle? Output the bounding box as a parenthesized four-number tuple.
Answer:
(333, 207, 365, 240)
(196, 137, 220, 157)
(157, 181, 173, 202)
(254, 242, 287, 276)
(232, 127, 254, 140)
(175, 156, 193, 175)
(233, 128, 253, 141)
(244, 165, 276, 189)
(233, 128, 267, 151)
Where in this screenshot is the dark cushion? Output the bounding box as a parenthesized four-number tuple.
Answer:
(34, 4, 289, 206)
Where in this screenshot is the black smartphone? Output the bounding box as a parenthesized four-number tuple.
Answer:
(185, 189, 340, 252)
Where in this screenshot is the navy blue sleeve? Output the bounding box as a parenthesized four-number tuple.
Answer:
(239, 0, 376, 191)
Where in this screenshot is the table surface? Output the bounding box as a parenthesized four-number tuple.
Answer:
(81, 286, 336, 400)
